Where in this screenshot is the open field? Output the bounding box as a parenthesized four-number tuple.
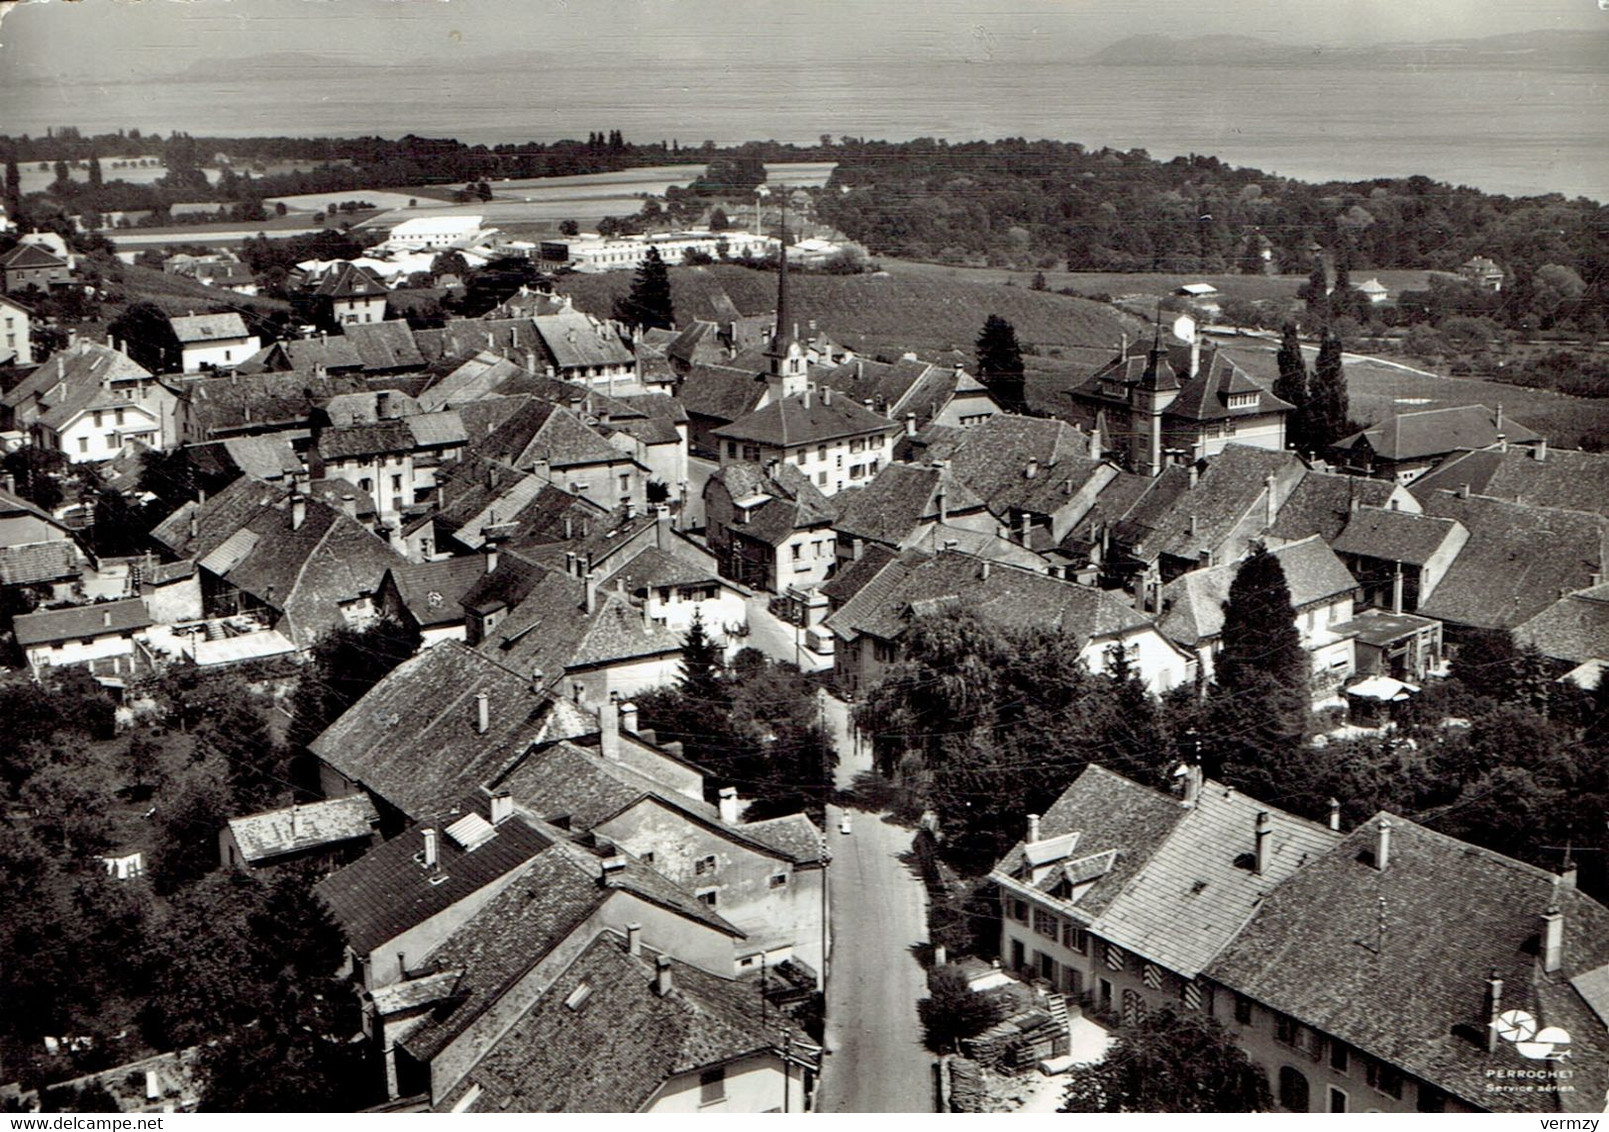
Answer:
(558, 263, 1136, 358)
(1217, 334, 1609, 448)
(267, 189, 450, 212)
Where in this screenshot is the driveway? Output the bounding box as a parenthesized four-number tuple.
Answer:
(818, 691, 935, 1113)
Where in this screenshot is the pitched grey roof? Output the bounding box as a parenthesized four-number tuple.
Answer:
(341, 321, 425, 372)
(14, 597, 151, 647)
(1266, 471, 1404, 544)
(384, 557, 491, 628)
(1515, 582, 1609, 666)
(832, 463, 987, 548)
(169, 312, 250, 344)
(713, 388, 895, 447)
(532, 309, 635, 370)
(226, 794, 378, 864)
(1120, 445, 1305, 565)
(1207, 815, 1609, 1113)
(1412, 445, 1609, 519)
(1158, 536, 1357, 648)
(1330, 507, 1467, 565)
(1333, 404, 1540, 462)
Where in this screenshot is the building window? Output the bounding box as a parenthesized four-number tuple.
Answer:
(726, 442, 738, 458)
(1275, 1014, 1301, 1048)
(391, 474, 403, 493)
(1009, 898, 1029, 924)
(104, 433, 117, 449)
(850, 438, 865, 454)
(1278, 1066, 1310, 1113)
(850, 464, 864, 480)
(1063, 924, 1087, 953)
(1364, 1059, 1403, 1100)
(817, 471, 826, 486)
(1330, 1041, 1349, 1075)
(115, 409, 125, 426)
(792, 543, 803, 561)
(696, 888, 718, 907)
(78, 437, 88, 454)
(695, 854, 716, 876)
(1039, 952, 1056, 982)
(1329, 1087, 1348, 1114)
(1416, 1084, 1446, 1113)
(1181, 981, 1203, 1011)
(93, 411, 103, 428)
(742, 445, 761, 462)
(1233, 994, 1253, 1025)
(1032, 908, 1058, 939)
(699, 1067, 726, 1106)
(770, 873, 787, 888)
(619, 472, 630, 494)
(817, 445, 827, 461)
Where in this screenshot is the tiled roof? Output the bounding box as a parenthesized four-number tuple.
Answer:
(1333, 404, 1540, 462)
(1158, 536, 1357, 648)
(219, 434, 303, 481)
(820, 542, 898, 607)
(182, 371, 370, 437)
(533, 309, 635, 370)
(991, 764, 1185, 920)
(436, 317, 543, 362)
(314, 808, 552, 957)
(3, 341, 151, 414)
(435, 458, 592, 550)
(441, 932, 803, 1112)
(678, 362, 767, 424)
(304, 261, 390, 299)
(384, 558, 491, 628)
(279, 335, 365, 373)
(1516, 583, 1609, 665)
(318, 420, 416, 460)
(0, 540, 80, 586)
(309, 641, 551, 821)
(602, 546, 719, 594)
(0, 486, 68, 527)
(226, 794, 378, 864)
(169, 312, 250, 344)
(815, 357, 967, 424)
(1266, 471, 1405, 544)
(1069, 343, 1290, 423)
(826, 549, 1152, 647)
(708, 460, 837, 548)
(476, 399, 623, 470)
(1412, 446, 1609, 519)
(1091, 779, 1342, 978)
(713, 388, 894, 448)
(1330, 507, 1467, 565)
(14, 597, 151, 647)
(416, 351, 527, 412)
(1119, 445, 1305, 565)
(1207, 815, 1609, 1113)
(341, 321, 425, 372)
(1, 242, 68, 270)
(928, 414, 1098, 513)
(1416, 491, 1609, 630)
(833, 463, 987, 548)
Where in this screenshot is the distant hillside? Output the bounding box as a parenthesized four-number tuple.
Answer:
(1087, 29, 1609, 69)
(556, 265, 1134, 357)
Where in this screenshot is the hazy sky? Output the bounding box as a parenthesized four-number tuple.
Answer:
(2, 0, 1606, 75)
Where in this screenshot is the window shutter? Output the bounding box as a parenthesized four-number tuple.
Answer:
(1143, 962, 1162, 990)
(1182, 981, 1203, 1010)
(1105, 943, 1124, 971)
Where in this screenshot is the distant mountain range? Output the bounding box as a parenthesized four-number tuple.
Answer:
(1087, 29, 1609, 69)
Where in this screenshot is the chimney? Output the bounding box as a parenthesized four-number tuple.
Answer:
(484, 536, 500, 576)
(822, 386, 832, 406)
(654, 954, 674, 997)
(1391, 564, 1405, 615)
(655, 504, 671, 550)
(627, 922, 642, 957)
(600, 695, 620, 760)
(1189, 335, 1201, 379)
(1265, 473, 1278, 528)
(1485, 970, 1505, 1052)
(1254, 811, 1272, 875)
(980, 559, 991, 580)
(103, 608, 112, 628)
(1188, 514, 1198, 537)
(1375, 817, 1392, 870)
(1495, 404, 1504, 434)
(584, 571, 598, 614)
(1458, 481, 1470, 499)
(189, 507, 199, 539)
(340, 493, 357, 518)
(1024, 458, 1038, 479)
(486, 788, 513, 826)
(422, 827, 438, 869)
(619, 700, 639, 734)
(1542, 897, 1564, 975)
(1188, 463, 1198, 488)
(1027, 813, 1041, 845)
(475, 690, 490, 735)
(1328, 797, 1342, 832)
(1178, 762, 1203, 809)
(905, 412, 917, 437)
(291, 489, 307, 531)
(1534, 436, 1547, 462)
(936, 486, 948, 525)
(602, 854, 628, 876)
(719, 786, 740, 824)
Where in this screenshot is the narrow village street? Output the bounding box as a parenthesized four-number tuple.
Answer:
(817, 692, 938, 1113)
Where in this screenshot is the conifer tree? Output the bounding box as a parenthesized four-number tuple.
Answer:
(1310, 327, 1350, 452)
(613, 246, 675, 330)
(1303, 257, 1329, 318)
(88, 150, 103, 188)
(677, 608, 726, 707)
(3, 150, 19, 219)
(1272, 321, 1311, 454)
(974, 313, 1026, 414)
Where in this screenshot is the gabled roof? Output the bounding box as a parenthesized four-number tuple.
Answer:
(2, 242, 67, 270)
(1416, 491, 1609, 630)
(820, 542, 899, 607)
(14, 597, 151, 647)
(285, 334, 366, 373)
(1091, 778, 1342, 978)
(416, 351, 527, 412)
(1411, 445, 1609, 519)
(713, 388, 894, 448)
(314, 807, 553, 957)
(1207, 814, 1609, 1113)
(0, 539, 81, 586)
(1516, 582, 1609, 666)
(1120, 445, 1306, 565)
(992, 764, 1185, 919)
(169, 312, 250, 344)
(1333, 404, 1540, 463)
(318, 420, 416, 461)
(341, 321, 425, 372)
(440, 931, 803, 1112)
(309, 641, 550, 821)
(476, 399, 623, 471)
(303, 261, 390, 299)
(435, 317, 542, 362)
(181, 371, 370, 437)
(677, 362, 768, 424)
(1158, 536, 1357, 648)
(826, 549, 1153, 647)
(384, 557, 492, 628)
(1330, 507, 1467, 565)
(3, 341, 151, 414)
(1266, 470, 1406, 544)
(708, 460, 838, 547)
(532, 308, 635, 370)
(0, 485, 71, 531)
(1069, 342, 1290, 423)
(226, 794, 378, 864)
(832, 463, 987, 548)
(814, 356, 982, 425)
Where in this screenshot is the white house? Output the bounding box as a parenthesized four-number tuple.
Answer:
(14, 597, 154, 678)
(0, 294, 33, 366)
(381, 215, 497, 252)
(170, 313, 260, 373)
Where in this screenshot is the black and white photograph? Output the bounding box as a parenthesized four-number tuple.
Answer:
(0, 0, 1605, 1115)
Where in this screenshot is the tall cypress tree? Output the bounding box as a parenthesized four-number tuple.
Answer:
(1304, 258, 1329, 318)
(975, 313, 1027, 415)
(88, 150, 103, 188)
(613, 246, 675, 330)
(3, 150, 19, 220)
(1272, 321, 1311, 454)
(1310, 328, 1349, 453)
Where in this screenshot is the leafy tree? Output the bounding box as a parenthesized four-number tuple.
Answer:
(1273, 322, 1312, 454)
(52, 159, 70, 187)
(287, 618, 421, 752)
(123, 732, 162, 794)
(1061, 1007, 1271, 1112)
(148, 774, 232, 894)
(558, 218, 580, 236)
(429, 249, 470, 281)
(974, 313, 1026, 415)
(612, 246, 675, 330)
(918, 964, 999, 1051)
(108, 300, 181, 374)
(138, 445, 203, 511)
(88, 151, 103, 189)
(708, 206, 730, 232)
(1308, 327, 1349, 452)
(2, 443, 70, 511)
(1209, 544, 1310, 795)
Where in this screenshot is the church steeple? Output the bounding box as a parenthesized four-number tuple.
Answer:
(763, 196, 808, 399)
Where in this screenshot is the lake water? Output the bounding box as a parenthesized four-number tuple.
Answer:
(6, 59, 1603, 200)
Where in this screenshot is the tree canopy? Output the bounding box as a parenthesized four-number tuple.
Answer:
(974, 313, 1026, 415)
(612, 246, 675, 330)
(1061, 1007, 1272, 1113)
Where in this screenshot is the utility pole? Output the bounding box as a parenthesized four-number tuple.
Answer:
(782, 1031, 791, 1113)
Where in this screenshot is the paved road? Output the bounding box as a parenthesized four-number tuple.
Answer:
(818, 692, 935, 1113)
